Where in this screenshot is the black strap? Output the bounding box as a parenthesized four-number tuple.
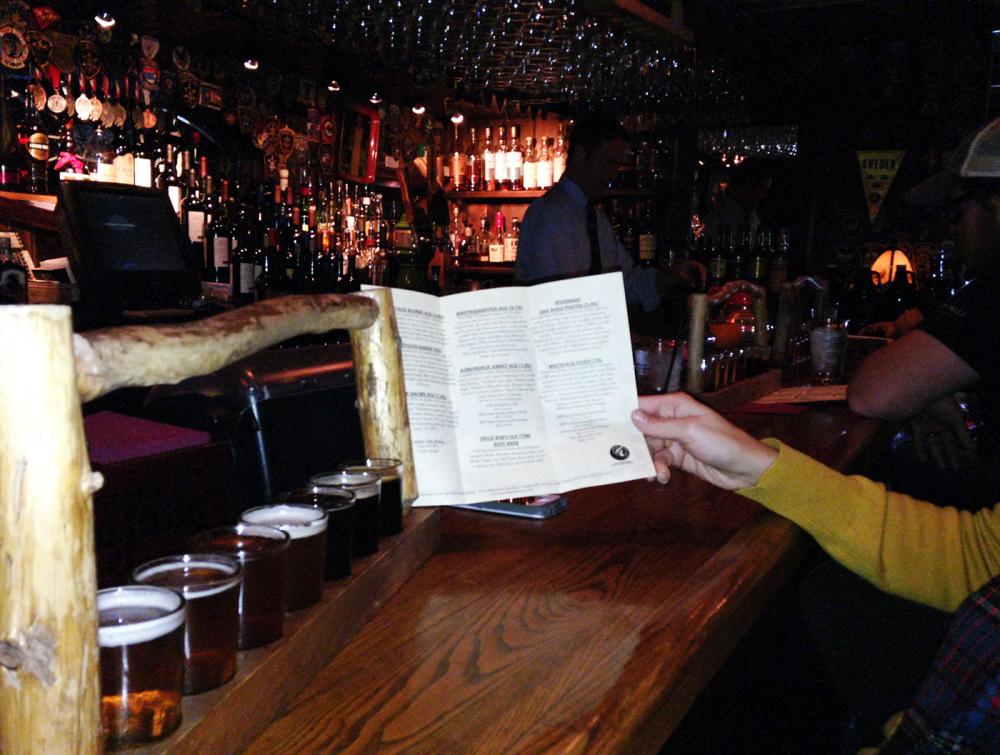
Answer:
(586, 201, 602, 275)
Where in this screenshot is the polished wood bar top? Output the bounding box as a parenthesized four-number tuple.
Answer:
(246, 405, 881, 754)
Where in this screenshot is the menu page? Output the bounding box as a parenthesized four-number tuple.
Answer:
(370, 273, 655, 506)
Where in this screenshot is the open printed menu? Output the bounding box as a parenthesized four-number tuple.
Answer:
(366, 273, 655, 507)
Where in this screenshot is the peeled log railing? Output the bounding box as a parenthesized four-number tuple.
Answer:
(0, 290, 415, 753)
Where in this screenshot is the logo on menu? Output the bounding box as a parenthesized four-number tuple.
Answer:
(609, 445, 630, 461)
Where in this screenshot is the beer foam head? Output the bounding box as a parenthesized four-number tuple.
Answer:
(310, 470, 380, 499)
(98, 586, 186, 647)
(133, 554, 242, 598)
(241, 504, 328, 539)
(340, 458, 402, 481)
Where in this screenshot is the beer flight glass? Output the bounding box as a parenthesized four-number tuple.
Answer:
(240, 503, 328, 610)
(310, 469, 381, 557)
(98, 585, 186, 749)
(339, 457, 404, 536)
(190, 524, 291, 649)
(277, 486, 356, 580)
(132, 553, 242, 695)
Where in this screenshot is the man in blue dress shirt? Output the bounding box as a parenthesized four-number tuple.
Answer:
(515, 112, 703, 309)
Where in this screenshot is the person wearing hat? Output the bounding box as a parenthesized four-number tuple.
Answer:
(514, 112, 705, 309)
(849, 117, 1000, 485)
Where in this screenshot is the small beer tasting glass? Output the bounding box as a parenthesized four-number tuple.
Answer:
(277, 485, 356, 580)
(132, 553, 242, 695)
(338, 457, 404, 536)
(97, 585, 186, 750)
(189, 524, 291, 649)
(240, 503, 328, 611)
(310, 469, 381, 557)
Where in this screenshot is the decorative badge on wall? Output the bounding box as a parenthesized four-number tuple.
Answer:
(76, 38, 101, 79)
(199, 81, 223, 111)
(179, 71, 199, 109)
(171, 45, 190, 72)
(0, 24, 28, 70)
(278, 126, 296, 159)
(26, 30, 51, 70)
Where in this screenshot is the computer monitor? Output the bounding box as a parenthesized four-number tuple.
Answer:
(57, 181, 201, 329)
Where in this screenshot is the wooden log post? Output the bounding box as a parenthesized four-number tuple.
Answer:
(349, 288, 419, 508)
(0, 305, 103, 753)
(1, 293, 414, 752)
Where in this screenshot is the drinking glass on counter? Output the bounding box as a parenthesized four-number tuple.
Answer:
(338, 458, 404, 535)
(189, 524, 290, 649)
(809, 319, 847, 384)
(240, 503, 328, 610)
(98, 585, 186, 750)
(277, 486, 356, 580)
(132, 553, 242, 695)
(310, 470, 380, 557)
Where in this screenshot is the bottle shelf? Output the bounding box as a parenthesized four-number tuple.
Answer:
(448, 263, 516, 277)
(449, 190, 546, 201)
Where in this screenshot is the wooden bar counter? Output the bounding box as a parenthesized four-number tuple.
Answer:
(242, 403, 881, 753)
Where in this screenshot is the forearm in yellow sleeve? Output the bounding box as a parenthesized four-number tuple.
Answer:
(738, 440, 1000, 612)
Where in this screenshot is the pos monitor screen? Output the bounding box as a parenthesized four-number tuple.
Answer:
(57, 181, 201, 328)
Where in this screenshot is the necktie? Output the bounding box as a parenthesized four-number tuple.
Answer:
(586, 201, 602, 275)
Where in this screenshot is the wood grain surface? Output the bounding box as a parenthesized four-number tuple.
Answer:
(242, 405, 881, 754)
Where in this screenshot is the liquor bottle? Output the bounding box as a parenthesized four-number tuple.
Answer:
(507, 125, 523, 190)
(205, 177, 232, 285)
(621, 205, 638, 262)
(477, 214, 490, 263)
(297, 204, 321, 293)
(466, 127, 480, 191)
(482, 126, 495, 192)
(503, 217, 519, 263)
(748, 229, 770, 286)
(495, 126, 509, 190)
(183, 168, 207, 272)
(133, 132, 153, 188)
(552, 126, 567, 184)
(0, 235, 28, 304)
(459, 220, 475, 264)
(488, 210, 505, 263)
(728, 228, 748, 282)
(157, 144, 184, 216)
(768, 227, 790, 294)
(637, 202, 658, 268)
(522, 137, 537, 190)
(707, 231, 729, 291)
(450, 123, 466, 192)
(112, 127, 135, 186)
(536, 137, 553, 189)
(231, 204, 258, 305)
(255, 227, 291, 299)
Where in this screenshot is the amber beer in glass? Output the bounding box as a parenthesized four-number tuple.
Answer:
(133, 553, 242, 695)
(241, 503, 328, 610)
(340, 457, 404, 535)
(98, 585, 186, 750)
(311, 470, 381, 557)
(190, 524, 291, 649)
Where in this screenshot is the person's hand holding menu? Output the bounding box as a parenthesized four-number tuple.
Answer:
(368, 272, 655, 506)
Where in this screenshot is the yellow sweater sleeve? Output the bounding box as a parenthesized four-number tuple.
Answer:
(738, 440, 1000, 612)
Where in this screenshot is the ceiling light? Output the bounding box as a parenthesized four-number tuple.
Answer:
(369, 92, 382, 104)
(327, 79, 341, 92)
(450, 112, 464, 124)
(95, 11, 116, 29)
(411, 104, 426, 115)
(244, 59, 260, 71)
